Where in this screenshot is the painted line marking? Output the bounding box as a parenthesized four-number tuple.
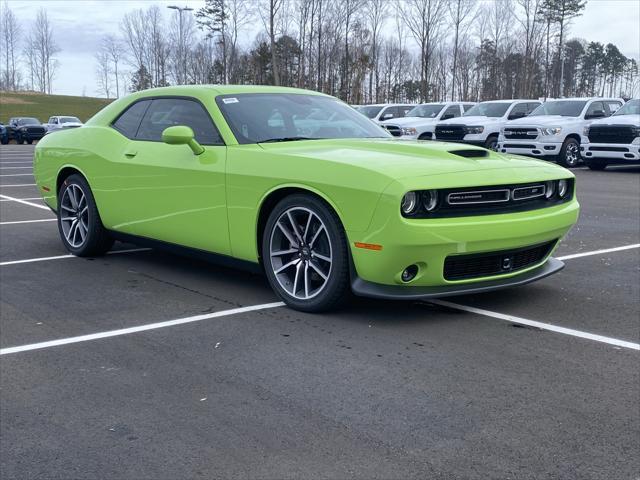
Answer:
(0, 194, 50, 210)
(0, 173, 34, 177)
(429, 299, 639, 351)
(0, 218, 56, 225)
(557, 244, 639, 261)
(0, 302, 285, 355)
(0, 161, 33, 164)
(0, 247, 151, 266)
(0, 167, 33, 170)
(0, 197, 43, 202)
(0, 183, 36, 187)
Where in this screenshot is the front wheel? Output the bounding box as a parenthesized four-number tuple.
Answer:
(26, 138, 33, 144)
(57, 174, 114, 256)
(558, 138, 581, 168)
(262, 194, 350, 312)
(484, 135, 498, 151)
(15, 135, 24, 145)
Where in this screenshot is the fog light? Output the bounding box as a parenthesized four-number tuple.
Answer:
(401, 264, 419, 282)
(558, 179, 568, 198)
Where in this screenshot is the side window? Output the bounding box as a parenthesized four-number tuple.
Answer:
(463, 104, 475, 112)
(508, 103, 528, 119)
(380, 106, 397, 120)
(441, 106, 460, 120)
(605, 101, 622, 115)
(399, 106, 413, 117)
(136, 98, 222, 145)
(112, 100, 151, 138)
(585, 101, 606, 119)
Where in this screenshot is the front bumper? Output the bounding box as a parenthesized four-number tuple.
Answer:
(352, 257, 564, 299)
(498, 140, 561, 157)
(581, 142, 640, 162)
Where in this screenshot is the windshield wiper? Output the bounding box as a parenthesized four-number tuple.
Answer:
(258, 136, 320, 143)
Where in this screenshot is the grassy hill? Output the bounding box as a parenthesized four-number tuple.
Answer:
(0, 91, 114, 124)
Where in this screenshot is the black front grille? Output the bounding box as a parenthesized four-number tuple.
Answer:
(435, 125, 466, 141)
(443, 240, 556, 281)
(26, 126, 46, 134)
(588, 125, 636, 144)
(383, 125, 402, 137)
(504, 143, 536, 149)
(504, 127, 538, 140)
(588, 146, 628, 152)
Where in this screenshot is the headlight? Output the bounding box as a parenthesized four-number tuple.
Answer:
(545, 181, 556, 199)
(401, 127, 418, 136)
(541, 127, 562, 136)
(401, 192, 418, 215)
(422, 190, 438, 211)
(464, 126, 484, 134)
(558, 179, 568, 198)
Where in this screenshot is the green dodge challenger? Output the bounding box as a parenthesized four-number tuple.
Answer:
(34, 85, 579, 311)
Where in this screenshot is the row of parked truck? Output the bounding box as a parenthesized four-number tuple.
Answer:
(355, 98, 640, 170)
(0, 116, 83, 145)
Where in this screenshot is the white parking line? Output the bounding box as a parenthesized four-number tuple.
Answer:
(429, 299, 640, 351)
(0, 174, 34, 177)
(0, 194, 50, 210)
(0, 197, 43, 202)
(0, 167, 33, 170)
(0, 248, 151, 266)
(557, 244, 640, 261)
(0, 218, 55, 225)
(0, 184, 36, 187)
(0, 302, 285, 355)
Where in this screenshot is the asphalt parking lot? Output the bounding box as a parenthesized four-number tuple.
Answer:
(1, 144, 638, 480)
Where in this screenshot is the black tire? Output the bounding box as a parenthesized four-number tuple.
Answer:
(0, 137, 7, 145)
(585, 158, 608, 171)
(558, 137, 581, 168)
(484, 135, 498, 151)
(262, 194, 350, 312)
(418, 133, 433, 141)
(57, 174, 114, 256)
(26, 138, 33, 144)
(16, 135, 24, 145)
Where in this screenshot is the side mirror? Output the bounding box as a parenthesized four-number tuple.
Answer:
(162, 125, 204, 155)
(381, 113, 394, 120)
(509, 112, 525, 120)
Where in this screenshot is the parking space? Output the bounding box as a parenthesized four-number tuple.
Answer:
(1, 144, 638, 479)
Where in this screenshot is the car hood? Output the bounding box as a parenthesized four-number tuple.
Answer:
(506, 115, 580, 127)
(380, 117, 438, 127)
(589, 114, 639, 127)
(258, 138, 567, 183)
(437, 116, 503, 126)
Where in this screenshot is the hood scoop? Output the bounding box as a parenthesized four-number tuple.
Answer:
(448, 149, 489, 158)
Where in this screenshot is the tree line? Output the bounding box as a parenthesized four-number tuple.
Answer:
(1, 0, 638, 103)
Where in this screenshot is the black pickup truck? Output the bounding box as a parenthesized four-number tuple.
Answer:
(7, 117, 47, 144)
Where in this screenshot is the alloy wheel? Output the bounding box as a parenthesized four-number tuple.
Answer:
(60, 184, 89, 248)
(565, 143, 579, 166)
(269, 207, 333, 300)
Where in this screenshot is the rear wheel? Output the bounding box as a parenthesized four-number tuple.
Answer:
(558, 138, 581, 168)
(57, 174, 114, 256)
(262, 194, 350, 312)
(585, 158, 608, 170)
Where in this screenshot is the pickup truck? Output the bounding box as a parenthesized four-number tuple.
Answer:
(45, 116, 83, 132)
(7, 117, 47, 144)
(356, 104, 416, 124)
(379, 102, 475, 140)
(498, 97, 624, 168)
(581, 99, 640, 170)
(434, 99, 541, 150)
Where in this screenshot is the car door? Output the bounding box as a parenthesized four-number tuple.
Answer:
(440, 105, 461, 120)
(378, 106, 397, 122)
(108, 97, 229, 255)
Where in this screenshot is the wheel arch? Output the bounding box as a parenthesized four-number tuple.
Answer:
(255, 184, 347, 262)
(564, 133, 581, 144)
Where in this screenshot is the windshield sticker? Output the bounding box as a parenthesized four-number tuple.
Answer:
(222, 97, 239, 104)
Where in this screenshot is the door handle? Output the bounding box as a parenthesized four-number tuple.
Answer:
(124, 149, 138, 158)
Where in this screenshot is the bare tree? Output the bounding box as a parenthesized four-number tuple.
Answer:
(103, 35, 124, 97)
(1, 1, 21, 90)
(447, 0, 476, 101)
(364, 0, 387, 102)
(258, 0, 284, 85)
(26, 8, 59, 94)
(95, 47, 112, 98)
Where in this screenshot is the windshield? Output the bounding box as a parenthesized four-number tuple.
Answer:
(613, 99, 640, 116)
(463, 102, 510, 118)
(60, 116, 81, 123)
(17, 118, 41, 126)
(530, 100, 587, 117)
(406, 104, 445, 118)
(216, 94, 390, 144)
(357, 105, 383, 119)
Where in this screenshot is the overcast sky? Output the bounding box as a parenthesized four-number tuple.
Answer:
(8, 0, 640, 97)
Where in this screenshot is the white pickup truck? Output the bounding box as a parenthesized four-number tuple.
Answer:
(379, 102, 475, 140)
(355, 104, 415, 124)
(434, 99, 541, 150)
(45, 116, 83, 133)
(581, 99, 640, 170)
(498, 97, 624, 167)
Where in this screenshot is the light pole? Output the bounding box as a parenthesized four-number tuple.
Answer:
(167, 5, 193, 85)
